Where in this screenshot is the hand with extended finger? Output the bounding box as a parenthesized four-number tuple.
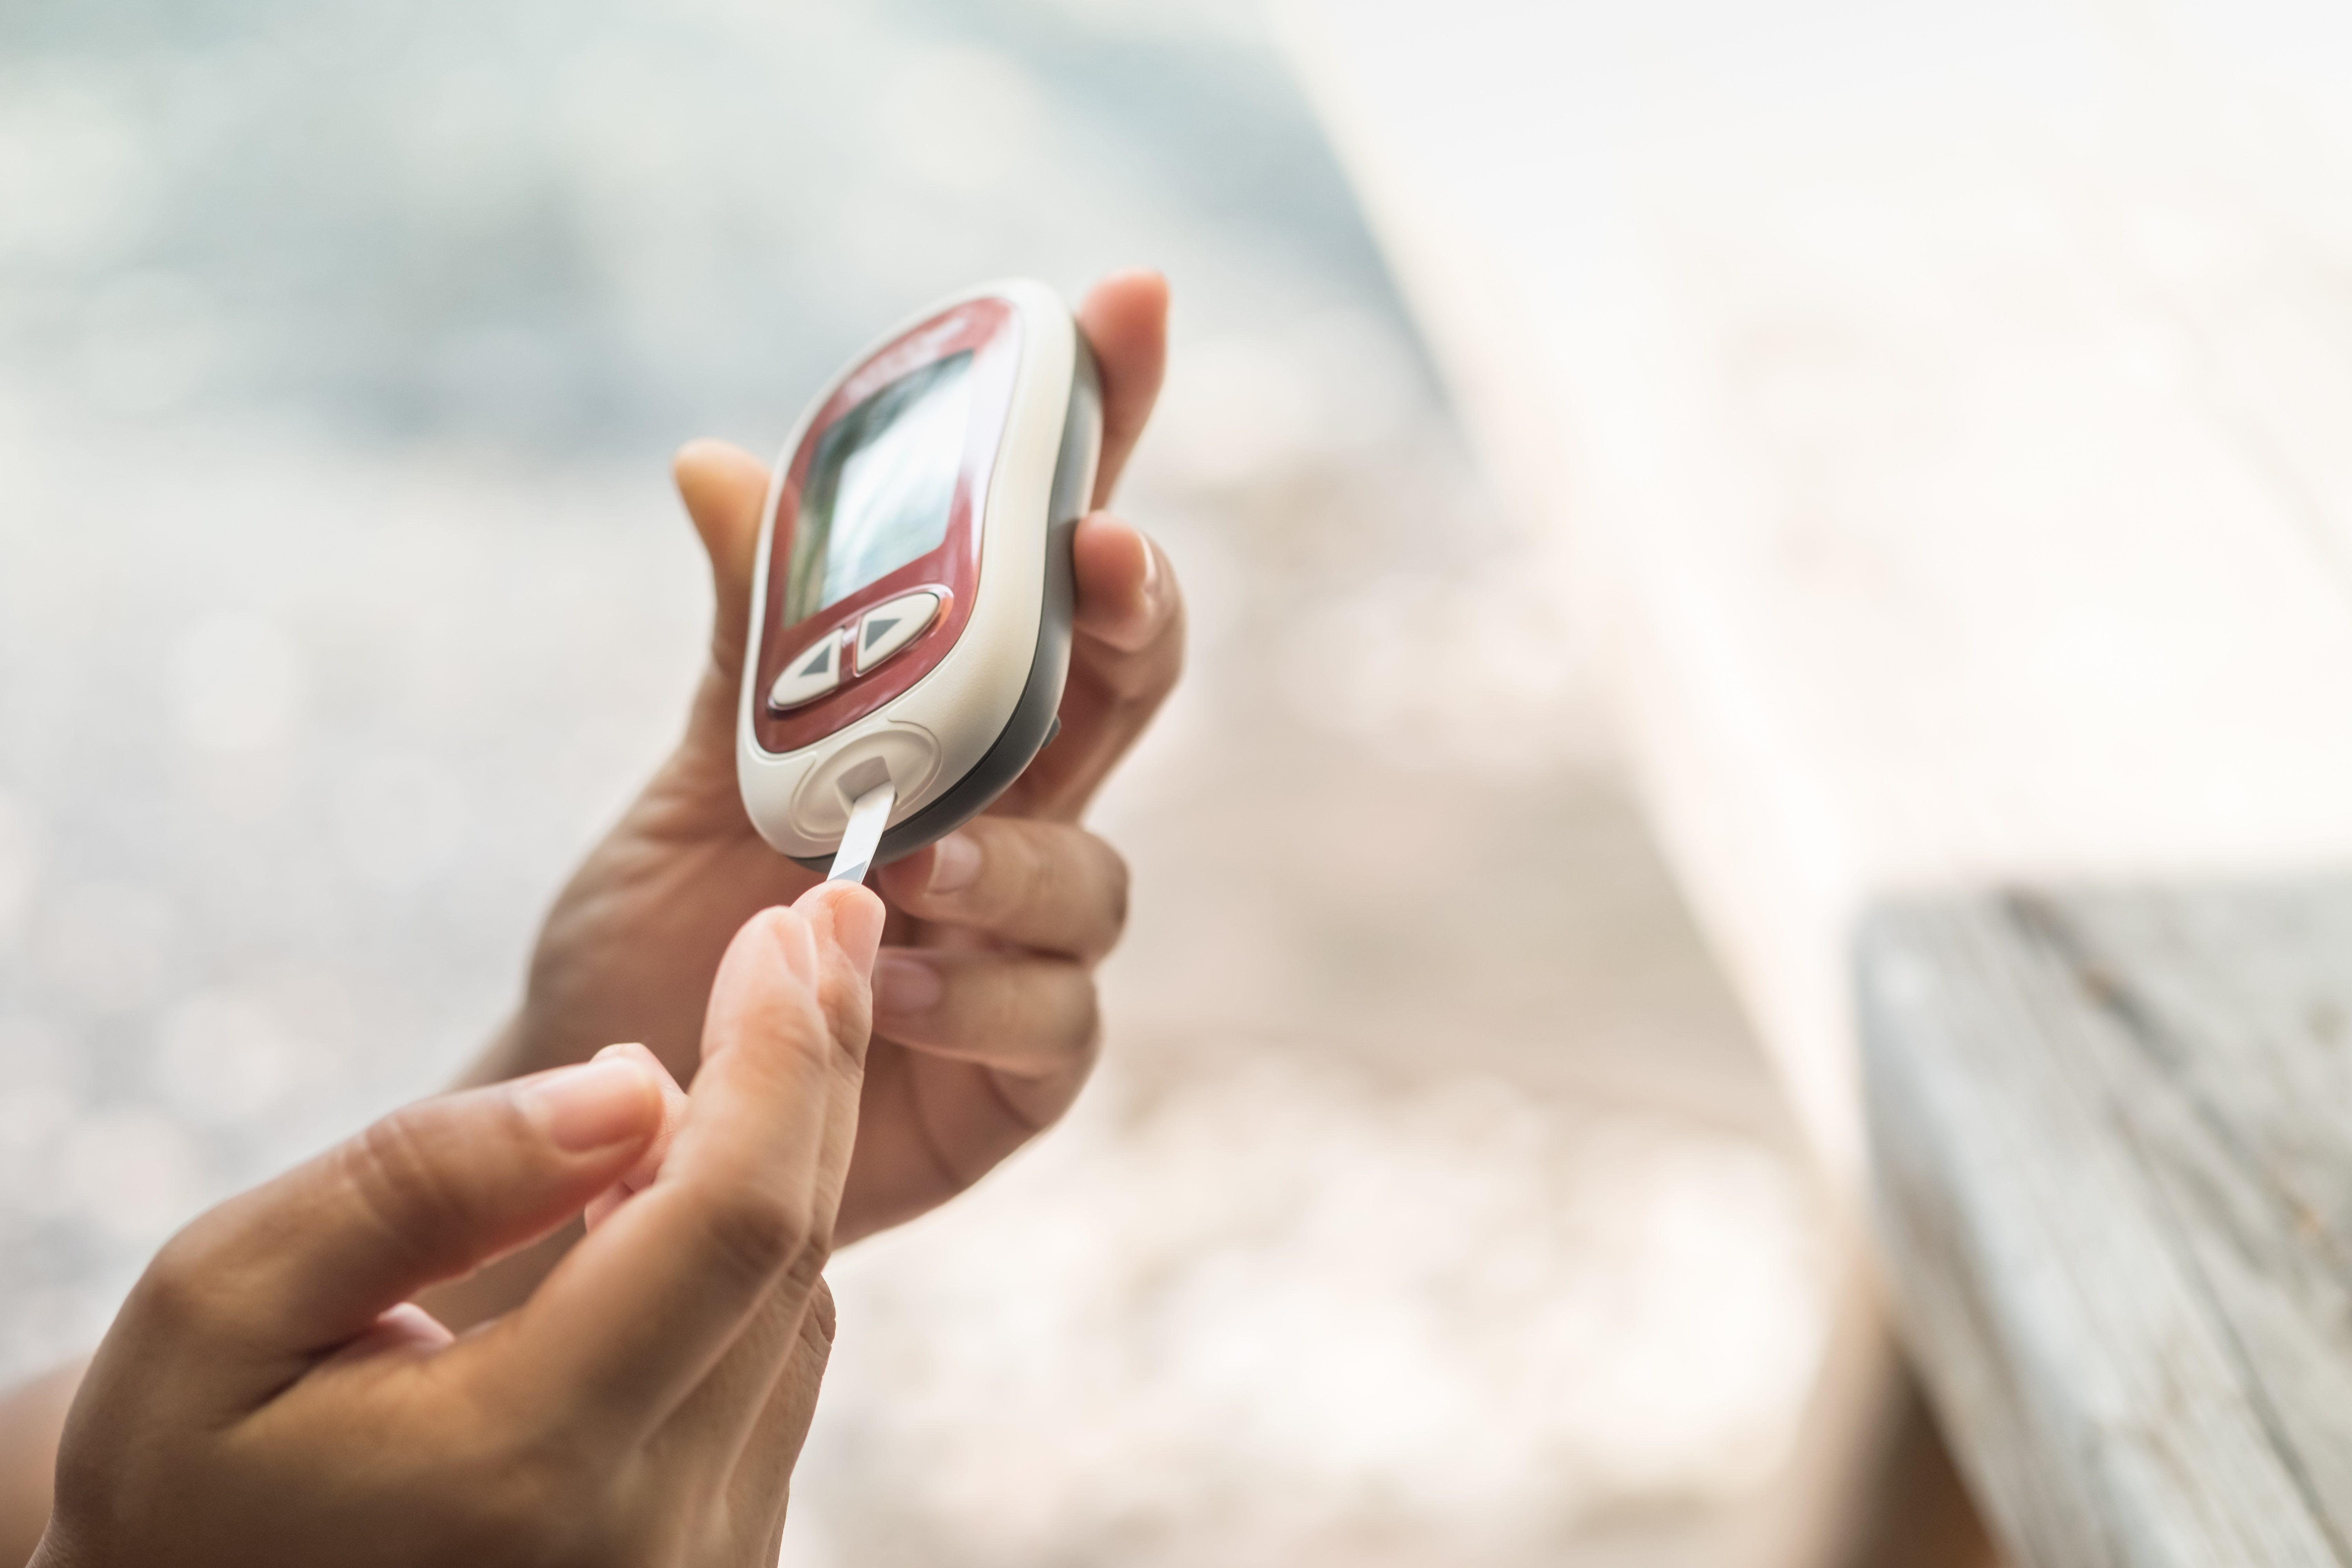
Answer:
(463, 270, 1183, 1263)
(31, 883, 883, 1568)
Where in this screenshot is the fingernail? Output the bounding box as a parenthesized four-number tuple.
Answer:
(758, 905, 823, 989)
(519, 1060, 659, 1152)
(927, 832, 983, 894)
(804, 882, 884, 980)
(1138, 535, 1163, 611)
(871, 953, 944, 1016)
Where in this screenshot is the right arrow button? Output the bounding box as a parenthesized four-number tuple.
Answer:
(855, 590, 944, 674)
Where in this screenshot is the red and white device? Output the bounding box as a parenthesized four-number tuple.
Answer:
(737, 280, 1101, 871)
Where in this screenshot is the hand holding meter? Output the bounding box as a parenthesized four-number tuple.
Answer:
(737, 280, 1102, 878)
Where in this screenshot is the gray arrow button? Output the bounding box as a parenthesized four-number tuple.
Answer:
(854, 590, 944, 674)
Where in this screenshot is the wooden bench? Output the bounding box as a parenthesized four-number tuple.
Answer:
(1282, 2, 2352, 1561)
(1867, 884, 2352, 1563)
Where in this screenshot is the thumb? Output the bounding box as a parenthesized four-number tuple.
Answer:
(136, 1057, 665, 1373)
(674, 437, 774, 675)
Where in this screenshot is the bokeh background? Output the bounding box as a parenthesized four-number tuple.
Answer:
(0, 2, 1834, 1562)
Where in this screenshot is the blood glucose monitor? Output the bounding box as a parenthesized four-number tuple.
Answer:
(737, 280, 1101, 875)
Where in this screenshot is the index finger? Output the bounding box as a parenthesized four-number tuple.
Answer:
(996, 510, 1184, 820)
(1079, 268, 1168, 507)
(480, 884, 883, 1441)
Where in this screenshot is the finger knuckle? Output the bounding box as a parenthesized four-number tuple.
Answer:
(805, 1277, 839, 1352)
(340, 1108, 473, 1273)
(1093, 840, 1131, 951)
(702, 1190, 816, 1288)
(950, 819, 1023, 920)
(1031, 962, 1101, 1051)
(973, 965, 1033, 1042)
(1070, 982, 1104, 1061)
(1016, 830, 1066, 922)
(130, 1223, 225, 1336)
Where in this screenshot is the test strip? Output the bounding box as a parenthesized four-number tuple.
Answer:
(827, 780, 895, 885)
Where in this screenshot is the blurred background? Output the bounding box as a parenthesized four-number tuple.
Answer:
(0, 2, 1836, 1563)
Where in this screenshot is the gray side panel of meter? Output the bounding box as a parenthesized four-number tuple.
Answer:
(788, 337, 1102, 873)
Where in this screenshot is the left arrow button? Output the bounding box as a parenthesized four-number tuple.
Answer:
(768, 635, 842, 711)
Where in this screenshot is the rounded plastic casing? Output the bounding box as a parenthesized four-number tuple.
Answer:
(736, 279, 1101, 867)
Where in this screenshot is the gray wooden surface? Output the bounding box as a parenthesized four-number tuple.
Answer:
(1860, 884, 2352, 1566)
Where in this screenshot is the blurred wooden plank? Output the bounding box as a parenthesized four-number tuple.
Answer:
(1280, 0, 2352, 1185)
(1282, 4, 2352, 1561)
(1862, 882, 2352, 1565)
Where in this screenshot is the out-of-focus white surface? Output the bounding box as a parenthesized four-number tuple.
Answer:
(1288, 0, 2352, 1182)
(0, 3, 1833, 1562)
(793, 1058, 1823, 1566)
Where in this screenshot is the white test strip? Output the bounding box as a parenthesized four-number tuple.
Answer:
(827, 780, 896, 885)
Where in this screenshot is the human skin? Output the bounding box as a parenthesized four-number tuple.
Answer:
(426, 268, 1180, 1322)
(0, 269, 1184, 1561)
(30, 883, 884, 1568)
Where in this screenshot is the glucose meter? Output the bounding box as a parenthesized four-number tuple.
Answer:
(737, 279, 1101, 875)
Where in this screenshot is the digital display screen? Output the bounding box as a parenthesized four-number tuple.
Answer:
(783, 350, 976, 628)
